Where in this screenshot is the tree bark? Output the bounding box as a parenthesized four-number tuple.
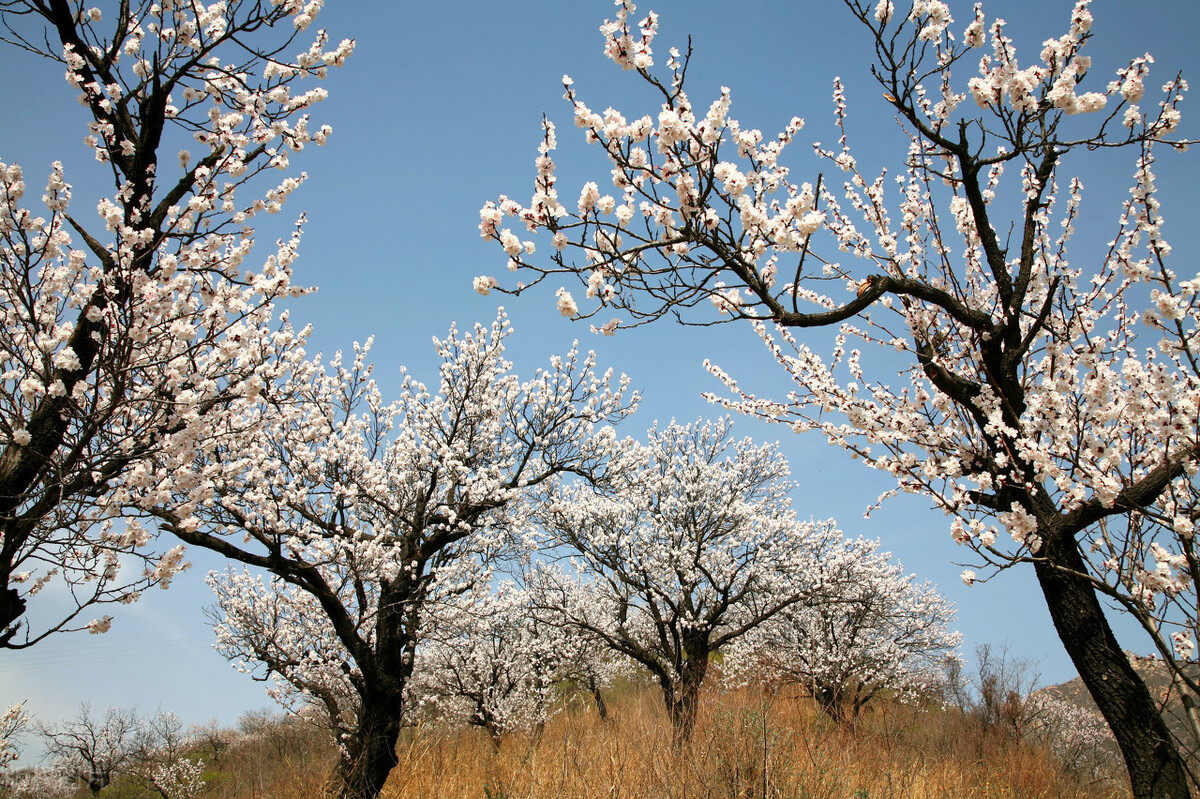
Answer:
(663, 678, 702, 744)
(328, 703, 401, 799)
(1036, 525, 1191, 799)
(0, 588, 25, 645)
(662, 646, 709, 743)
(587, 676, 609, 721)
(813, 684, 847, 724)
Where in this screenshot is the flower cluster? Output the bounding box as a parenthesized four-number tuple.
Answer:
(149, 758, 206, 799)
(0, 703, 27, 772)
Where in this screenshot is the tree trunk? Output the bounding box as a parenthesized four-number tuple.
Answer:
(813, 683, 847, 724)
(0, 586, 25, 645)
(1175, 673, 1200, 767)
(1036, 525, 1191, 799)
(586, 676, 609, 721)
(328, 704, 401, 799)
(662, 648, 708, 743)
(663, 676, 703, 744)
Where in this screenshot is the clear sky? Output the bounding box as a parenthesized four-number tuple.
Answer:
(1, 0, 1197, 755)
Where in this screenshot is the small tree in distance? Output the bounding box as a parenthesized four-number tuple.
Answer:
(480, 0, 1197, 794)
(38, 703, 139, 795)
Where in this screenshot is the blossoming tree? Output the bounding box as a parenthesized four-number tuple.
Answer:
(723, 542, 961, 723)
(479, 0, 1197, 793)
(169, 313, 636, 799)
(524, 569, 636, 721)
(38, 704, 140, 796)
(532, 417, 864, 740)
(37, 704, 203, 798)
(409, 581, 572, 745)
(0, 0, 351, 647)
(0, 703, 28, 773)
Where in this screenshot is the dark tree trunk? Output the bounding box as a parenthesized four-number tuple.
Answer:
(662, 677, 702, 744)
(328, 703, 402, 799)
(581, 674, 609, 720)
(662, 642, 709, 743)
(813, 684, 847, 724)
(0, 587, 25, 645)
(1036, 524, 1190, 799)
(591, 685, 609, 721)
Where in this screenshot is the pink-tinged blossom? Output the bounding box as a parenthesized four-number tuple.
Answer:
(578, 182, 601, 214)
(473, 275, 499, 295)
(591, 318, 620, 336)
(556, 286, 579, 316)
(86, 615, 112, 634)
(1073, 91, 1107, 113)
(499, 229, 522, 257)
(963, 5, 985, 47)
(911, 0, 953, 42)
(600, 1, 656, 71)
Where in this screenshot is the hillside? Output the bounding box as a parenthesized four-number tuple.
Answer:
(1036, 653, 1199, 770)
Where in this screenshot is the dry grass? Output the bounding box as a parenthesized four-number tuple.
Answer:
(376, 685, 1124, 799)
(201, 684, 1127, 799)
(195, 717, 335, 799)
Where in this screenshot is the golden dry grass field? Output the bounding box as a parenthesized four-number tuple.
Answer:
(187, 683, 1126, 799)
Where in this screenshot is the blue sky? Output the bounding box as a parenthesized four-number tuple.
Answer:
(1, 0, 1197, 751)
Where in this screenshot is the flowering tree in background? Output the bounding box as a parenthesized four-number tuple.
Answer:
(128, 710, 206, 799)
(410, 581, 567, 745)
(480, 0, 1197, 793)
(170, 313, 636, 799)
(533, 417, 863, 740)
(38, 703, 140, 795)
(145, 756, 206, 799)
(0, 0, 351, 647)
(3, 767, 76, 799)
(0, 702, 28, 773)
(724, 542, 961, 723)
(36, 704, 206, 798)
(525, 572, 636, 721)
(1025, 693, 1119, 785)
